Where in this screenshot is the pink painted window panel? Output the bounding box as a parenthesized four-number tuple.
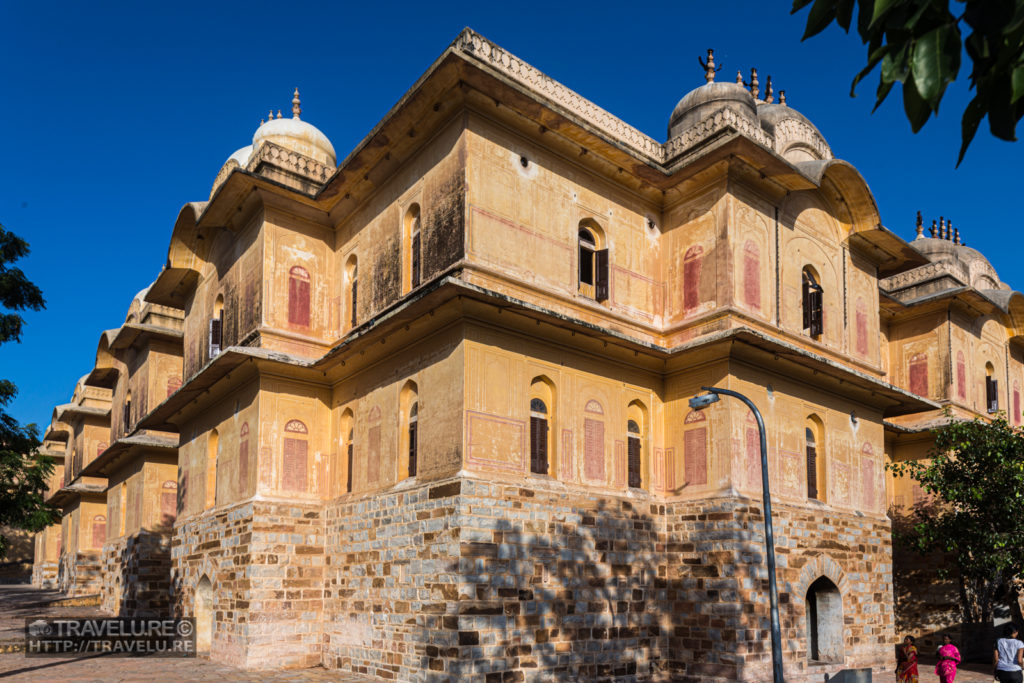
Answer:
(367, 425, 381, 484)
(743, 244, 760, 310)
(855, 309, 868, 356)
(909, 355, 928, 396)
(957, 352, 966, 400)
(583, 419, 605, 481)
(745, 427, 760, 489)
(684, 427, 707, 486)
(288, 275, 311, 327)
(1015, 389, 1021, 425)
(862, 459, 876, 510)
(160, 492, 177, 526)
(683, 248, 703, 313)
(282, 437, 308, 492)
(91, 519, 106, 548)
(238, 440, 248, 496)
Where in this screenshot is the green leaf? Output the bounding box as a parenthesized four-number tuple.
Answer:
(835, 0, 855, 31)
(882, 44, 910, 83)
(903, 73, 933, 132)
(870, 0, 898, 28)
(803, 0, 838, 39)
(873, 78, 896, 111)
(851, 43, 890, 95)
(1012, 64, 1024, 104)
(911, 24, 961, 111)
(791, 0, 815, 12)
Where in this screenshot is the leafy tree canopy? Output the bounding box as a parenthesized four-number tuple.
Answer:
(889, 411, 1024, 623)
(0, 223, 56, 560)
(792, 0, 1024, 165)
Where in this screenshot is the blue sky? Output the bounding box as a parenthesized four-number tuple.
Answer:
(1, 1, 1019, 427)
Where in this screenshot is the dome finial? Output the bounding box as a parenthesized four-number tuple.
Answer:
(952, 220, 961, 244)
(292, 88, 301, 119)
(736, 70, 743, 85)
(915, 210, 923, 239)
(939, 216, 946, 240)
(698, 49, 719, 83)
(748, 68, 759, 100)
(268, 109, 274, 123)
(930, 219, 937, 238)
(779, 89, 787, 106)
(276, 109, 282, 119)
(764, 76, 774, 104)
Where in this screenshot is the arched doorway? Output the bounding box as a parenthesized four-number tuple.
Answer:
(806, 576, 843, 663)
(195, 576, 213, 654)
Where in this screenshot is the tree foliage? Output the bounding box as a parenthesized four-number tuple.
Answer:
(0, 223, 56, 560)
(888, 411, 1024, 623)
(792, 0, 1024, 165)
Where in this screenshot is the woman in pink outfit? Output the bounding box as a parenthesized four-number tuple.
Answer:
(935, 633, 961, 683)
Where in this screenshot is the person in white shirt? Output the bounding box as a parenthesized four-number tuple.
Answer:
(995, 623, 1024, 683)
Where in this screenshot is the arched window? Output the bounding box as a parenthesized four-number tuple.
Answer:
(282, 419, 309, 492)
(288, 266, 311, 327)
(123, 391, 133, 435)
(806, 577, 843, 662)
(802, 267, 823, 339)
(405, 205, 421, 292)
(345, 255, 358, 330)
(806, 416, 825, 501)
(91, 514, 106, 549)
(209, 295, 224, 358)
(627, 401, 647, 489)
(683, 410, 707, 486)
(986, 362, 999, 413)
(683, 245, 704, 313)
(238, 422, 249, 498)
(160, 480, 177, 527)
(166, 376, 182, 398)
(206, 429, 219, 510)
(578, 223, 608, 301)
(529, 377, 556, 476)
(530, 398, 549, 475)
(340, 409, 354, 493)
(909, 353, 928, 396)
(400, 382, 419, 480)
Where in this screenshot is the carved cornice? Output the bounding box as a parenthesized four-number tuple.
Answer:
(663, 107, 774, 161)
(247, 141, 333, 186)
(773, 118, 832, 161)
(880, 262, 966, 293)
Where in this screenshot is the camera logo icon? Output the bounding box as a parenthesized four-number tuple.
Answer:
(27, 620, 52, 637)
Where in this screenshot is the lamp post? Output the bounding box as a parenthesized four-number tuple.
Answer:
(688, 386, 783, 683)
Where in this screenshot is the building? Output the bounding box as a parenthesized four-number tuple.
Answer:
(30, 28, 1024, 681)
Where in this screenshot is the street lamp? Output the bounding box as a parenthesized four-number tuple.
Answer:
(688, 386, 783, 683)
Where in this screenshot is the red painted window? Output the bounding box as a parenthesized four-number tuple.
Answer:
(742, 240, 760, 310)
(956, 351, 966, 400)
(855, 299, 868, 356)
(282, 420, 308, 492)
(683, 411, 707, 486)
(683, 245, 703, 313)
(166, 377, 182, 398)
(583, 418, 605, 481)
(909, 353, 928, 396)
(288, 266, 311, 327)
(160, 481, 177, 527)
(91, 515, 106, 548)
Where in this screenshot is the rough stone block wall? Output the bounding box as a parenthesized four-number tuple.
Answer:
(324, 478, 894, 683)
(31, 561, 57, 589)
(661, 498, 894, 682)
(58, 551, 103, 596)
(101, 531, 172, 616)
(171, 500, 324, 669)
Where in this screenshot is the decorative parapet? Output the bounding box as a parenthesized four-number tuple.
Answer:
(246, 141, 333, 187)
(663, 107, 775, 162)
(453, 29, 665, 161)
(772, 117, 831, 161)
(880, 261, 968, 303)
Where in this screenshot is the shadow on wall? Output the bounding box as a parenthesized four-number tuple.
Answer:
(407, 491, 768, 682)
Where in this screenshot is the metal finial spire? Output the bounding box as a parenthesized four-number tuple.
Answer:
(292, 88, 301, 119)
(260, 117, 265, 125)
(930, 219, 937, 238)
(698, 49, 719, 83)
(764, 76, 774, 104)
(749, 68, 759, 99)
(276, 109, 282, 119)
(915, 210, 923, 239)
(268, 109, 274, 122)
(736, 70, 743, 85)
(939, 216, 946, 240)
(952, 221, 961, 245)
(779, 90, 787, 105)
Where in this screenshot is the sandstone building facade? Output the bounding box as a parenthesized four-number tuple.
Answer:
(30, 30, 1023, 681)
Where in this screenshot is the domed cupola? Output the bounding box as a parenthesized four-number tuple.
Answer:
(756, 78, 832, 163)
(252, 89, 337, 167)
(668, 50, 759, 139)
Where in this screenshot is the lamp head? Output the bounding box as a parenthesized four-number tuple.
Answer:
(688, 392, 720, 410)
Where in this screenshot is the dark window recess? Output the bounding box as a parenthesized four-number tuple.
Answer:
(408, 421, 418, 477)
(123, 399, 132, 433)
(530, 415, 548, 475)
(805, 427, 818, 499)
(628, 437, 642, 488)
(579, 244, 594, 285)
(594, 249, 609, 301)
(411, 232, 421, 288)
(346, 441, 353, 493)
(802, 275, 823, 338)
(350, 277, 358, 327)
(987, 376, 999, 413)
(209, 316, 222, 357)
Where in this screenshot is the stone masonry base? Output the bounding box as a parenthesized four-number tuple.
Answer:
(101, 531, 172, 616)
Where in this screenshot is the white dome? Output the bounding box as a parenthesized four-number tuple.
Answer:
(227, 145, 253, 169)
(252, 117, 336, 167)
